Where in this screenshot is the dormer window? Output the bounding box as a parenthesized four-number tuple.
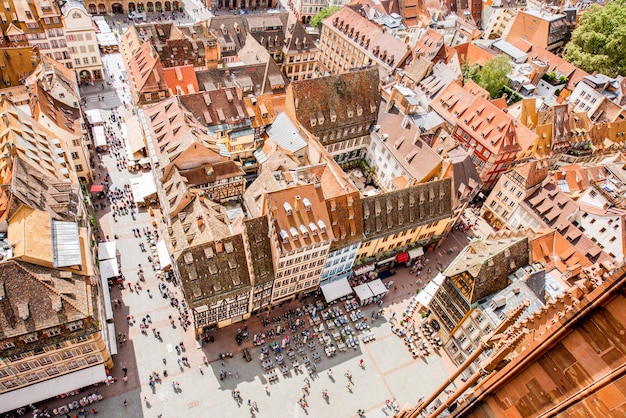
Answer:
(309, 222, 318, 235)
(290, 227, 299, 241)
(280, 229, 289, 243)
(317, 220, 327, 234)
(303, 197, 311, 211)
(284, 202, 293, 215)
(330, 108, 337, 122)
(299, 224, 308, 238)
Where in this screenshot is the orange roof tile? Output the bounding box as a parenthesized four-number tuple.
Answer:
(162, 65, 199, 96)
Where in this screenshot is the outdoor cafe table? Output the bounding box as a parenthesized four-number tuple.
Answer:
(332, 331, 341, 341)
(281, 366, 289, 375)
(338, 342, 347, 352)
(262, 360, 274, 370)
(287, 351, 296, 359)
(276, 355, 285, 364)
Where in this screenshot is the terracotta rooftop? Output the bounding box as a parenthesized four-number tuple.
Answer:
(524, 182, 614, 266)
(30, 83, 81, 135)
(162, 65, 199, 96)
(266, 183, 334, 253)
(0, 47, 37, 87)
(454, 42, 498, 67)
(530, 229, 591, 277)
(549, 164, 606, 194)
(376, 101, 443, 183)
(143, 96, 217, 158)
(412, 29, 444, 63)
(526, 46, 589, 89)
(128, 42, 167, 94)
(324, 6, 410, 70)
(509, 159, 549, 190)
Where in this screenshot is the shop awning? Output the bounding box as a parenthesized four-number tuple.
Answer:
(353, 264, 375, 276)
(99, 258, 119, 280)
(396, 252, 409, 263)
(416, 280, 441, 307)
(98, 241, 117, 260)
(0, 364, 107, 414)
(90, 184, 105, 193)
(100, 268, 114, 321)
(376, 256, 396, 265)
(353, 283, 374, 301)
(320, 277, 353, 303)
(408, 247, 424, 259)
(107, 322, 117, 355)
(368, 278, 388, 297)
(157, 240, 172, 269)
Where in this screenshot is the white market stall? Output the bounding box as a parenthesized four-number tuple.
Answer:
(92, 125, 108, 151)
(353, 283, 375, 306)
(130, 173, 157, 206)
(367, 279, 388, 301)
(415, 273, 445, 308)
(320, 278, 353, 303)
(99, 258, 119, 280)
(85, 109, 104, 125)
(98, 241, 117, 261)
(156, 240, 172, 269)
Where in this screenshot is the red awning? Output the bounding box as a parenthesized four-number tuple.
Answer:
(396, 252, 409, 263)
(90, 185, 105, 193)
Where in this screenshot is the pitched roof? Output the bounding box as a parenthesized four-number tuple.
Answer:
(0, 46, 37, 87)
(244, 216, 275, 287)
(162, 65, 199, 96)
(324, 6, 410, 70)
(454, 42, 498, 67)
(287, 68, 380, 134)
(128, 42, 168, 94)
(31, 83, 81, 135)
(361, 178, 453, 241)
(530, 229, 591, 277)
(267, 183, 334, 253)
(443, 233, 529, 303)
(524, 183, 614, 266)
(176, 234, 251, 308)
(0, 260, 92, 339)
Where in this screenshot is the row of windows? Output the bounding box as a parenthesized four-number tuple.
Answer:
(272, 278, 319, 299)
(276, 259, 325, 278)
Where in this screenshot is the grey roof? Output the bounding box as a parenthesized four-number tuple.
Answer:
(478, 265, 546, 326)
(492, 39, 528, 62)
(52, 221, 82, 268)
(423, 111, 445, 132)
(266, 113, 307, 153)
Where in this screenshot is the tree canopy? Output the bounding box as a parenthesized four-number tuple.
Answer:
(564, 0, 626, 77)
(469, 54, 513, 99)
(310, 6, 339, 29)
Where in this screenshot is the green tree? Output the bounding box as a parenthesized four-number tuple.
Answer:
(461, 63, 480, 85)
(310, 6, 339, 29)
(564, 0, 626, 77)
(471, 54, 513, 99)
